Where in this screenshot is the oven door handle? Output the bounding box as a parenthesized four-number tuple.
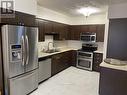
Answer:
(77, 58, 93, 61)
(78, 51, 93, 55)
(78, 56, 93, 59)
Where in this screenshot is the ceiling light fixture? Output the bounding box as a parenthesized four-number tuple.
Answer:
(77, 7, 100, 17)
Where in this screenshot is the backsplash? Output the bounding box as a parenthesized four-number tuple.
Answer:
(67, 40, 104, 52)
(38, 35, 54, 53)
(38, 35, 68, 53)
(38, 36, 104, 53)
(67, 40, 83, 49)
(54, 41, 68, 48)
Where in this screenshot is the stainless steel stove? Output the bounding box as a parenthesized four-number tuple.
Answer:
(76, 43, 98, 71)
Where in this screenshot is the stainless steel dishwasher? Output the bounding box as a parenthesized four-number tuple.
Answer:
(38, 58, 51, 83)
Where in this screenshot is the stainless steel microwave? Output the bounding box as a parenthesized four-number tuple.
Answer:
(80, 32, 96, 43)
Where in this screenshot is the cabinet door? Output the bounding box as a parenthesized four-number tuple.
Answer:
(96, 25, 105, 42)
(1, 11, 35, 26)
(44, 21, 53, 34)
(53, 23, 68, 40)
(93, 53, 103, 72)
(70, 25, 81, 40)
(58, 24, 67, 40)
(80, 25, 89, 33)
(17, 12, 35, 26)
(99, 67, 127, 95)
(51, 51, 73, 76)
(52, 22, 60, 34)
(89, 25, 97, 32)
(51, 54, 62, 75)
(60, 52, 71, 69)
(36, 19, 45, 41)
(71, 50, 77, 66)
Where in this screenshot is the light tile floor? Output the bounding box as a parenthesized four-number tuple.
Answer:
(30, 67, 100, 95)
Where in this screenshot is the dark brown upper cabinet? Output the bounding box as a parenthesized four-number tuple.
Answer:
(96, 25, 105, 42)
(58, 24, 68, 40)
(69, 25, 81, 40)
(36, 19, 45, 41)
(1, 10, 36, 27)
(36, 18, 69, 41)
(44, 20, 53, 34)
(69, 24, 105, 42)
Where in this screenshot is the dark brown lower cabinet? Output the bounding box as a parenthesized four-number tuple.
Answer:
(51, 51, 76, 76)
(71, 50, 77, 66)
(93, 53, 103, 72)
(99, 67, 127, 95)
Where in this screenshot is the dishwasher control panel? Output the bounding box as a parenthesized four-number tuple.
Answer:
(10, 45, 22, 62)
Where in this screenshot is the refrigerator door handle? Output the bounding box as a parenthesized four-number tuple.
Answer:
(21, 36, 25, 66)
(26, 35, 29, 65)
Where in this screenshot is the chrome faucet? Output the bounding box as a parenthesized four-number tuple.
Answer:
(47, 42, 54, 51)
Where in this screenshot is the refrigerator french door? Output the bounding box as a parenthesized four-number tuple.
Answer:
(2, 25, 38, 95)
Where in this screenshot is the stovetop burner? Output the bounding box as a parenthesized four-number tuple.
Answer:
(80, 43, 98, 52)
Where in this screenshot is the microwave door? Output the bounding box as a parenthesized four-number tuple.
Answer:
(25, 27, 38, 72)
(81, 35, 91, 41)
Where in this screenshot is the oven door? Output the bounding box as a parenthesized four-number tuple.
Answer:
(78, 52, 93, 59)
(77, 58, 93, 71)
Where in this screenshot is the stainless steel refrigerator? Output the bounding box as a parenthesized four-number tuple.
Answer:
(2, 25, 38, 95)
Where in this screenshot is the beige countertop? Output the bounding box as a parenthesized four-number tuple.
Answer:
(38, 47, 78, 58)
(94, 47, 104, 54)
(100, 61, 127, 71)
(94, 50, 103, 54)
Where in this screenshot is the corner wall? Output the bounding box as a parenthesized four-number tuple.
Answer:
(69, 13, 107, 25)
(15, 0, 37, 15)
(37, 6, 71, 24)
(108, 3, 127, 19)
(37, 5, 108, 25)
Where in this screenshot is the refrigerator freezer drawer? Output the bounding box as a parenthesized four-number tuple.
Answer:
(9, 69, 38, 95)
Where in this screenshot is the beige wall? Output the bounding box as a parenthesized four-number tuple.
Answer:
(108, 3, 127, 19)
(37, 5, 71, 24)
(70, 13, 107, 25)
(37, 5, 108, 25)
(15, 0, 37, 15)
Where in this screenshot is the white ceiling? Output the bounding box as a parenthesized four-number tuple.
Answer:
(37, 0, 127, 16)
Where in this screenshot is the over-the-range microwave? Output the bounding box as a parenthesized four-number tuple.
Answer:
(80, 32, 96, 43)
